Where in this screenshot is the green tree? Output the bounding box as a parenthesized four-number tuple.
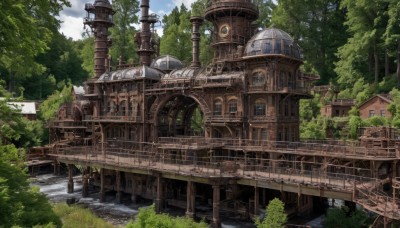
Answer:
(336, 0, 390, 88)
(255, 198, 287, 228)
(126, 204, 207, 228)
(272, 0, 348, 84)
(324, 206, 367, 228)
(160, 4, 192, 64)
(254, 0, 276, 28)
(109, 0, 140, 65)
(39, 84, 73, 121)
(0, 0, 71, 92)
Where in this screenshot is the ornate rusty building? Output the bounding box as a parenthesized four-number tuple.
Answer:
(49, 0, 400, 227)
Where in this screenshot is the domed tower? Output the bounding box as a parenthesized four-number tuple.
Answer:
(204, 0, 258, 63)
(84, 0, 115, 78)
(243, 28, 313, 142)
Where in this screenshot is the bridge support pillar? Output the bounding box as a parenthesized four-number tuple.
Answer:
(100, 168, 105, 202)
(82, 167, 90, 197)
(115, 171, 122, 203)
(67, 164, 74, 194)
(212, 185, 220, 228)
(53, 161, 60, 176)
(131, 179, 137, 203)
(186, 181, 196, 218)
(155, 174, 163, 213)
(254, 186, 259, 218)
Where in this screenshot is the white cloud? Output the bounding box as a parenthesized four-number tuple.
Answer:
(171, 0, 197, 9)
(58, 0, 87, 40)
(59, 14, 85, 40)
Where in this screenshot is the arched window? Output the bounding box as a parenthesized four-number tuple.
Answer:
(228, 100, 237, 114)
(214, 100, 222, 116)
(254, 99, 266, 116)
(252, 71, 265, 86)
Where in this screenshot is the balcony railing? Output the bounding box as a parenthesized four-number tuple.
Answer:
(84, 115, 141, 122)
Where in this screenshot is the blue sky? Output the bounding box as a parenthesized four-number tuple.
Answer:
(59, 0, 196, 40)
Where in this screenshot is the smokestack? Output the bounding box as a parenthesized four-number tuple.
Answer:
(84, 0, 115, 78)
(190, 16, 204, 68)
(137, 0, 152, 66)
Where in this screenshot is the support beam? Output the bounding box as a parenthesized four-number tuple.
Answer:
(82, 166, 90, 197)
(100, 168, 105, 202)
(212, 185, 220, 228)
(186, 181, 196, 218)
(131, 179, 137, 203)
(155, 174, 163, 213)
(67, 164, 74, 194)
(116, 171, 122, 203)
(254, 186, 259, 218)
(53, 160, 60, 176)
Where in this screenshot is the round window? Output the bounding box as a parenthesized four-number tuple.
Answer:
(219, 24, 230, 37)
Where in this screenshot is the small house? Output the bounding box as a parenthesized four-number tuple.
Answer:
(359, 94, 392, 119)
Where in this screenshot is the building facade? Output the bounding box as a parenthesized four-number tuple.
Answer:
(48, 0, 400, 227)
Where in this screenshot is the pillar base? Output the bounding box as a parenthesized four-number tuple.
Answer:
(82, 180, 89, 197)
(185, 211, 195, 218)
(67, 180, 74, 194)
(212, 219, 221, 228)
(131, 194, 137, 203)
(116, 192, 122, 204)
(155, 199, 163, 213)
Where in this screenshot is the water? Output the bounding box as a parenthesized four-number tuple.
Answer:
(32, 174, 139, 226)
(31, 174, 282, 228)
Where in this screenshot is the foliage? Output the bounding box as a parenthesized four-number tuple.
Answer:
(255, 198, 287, 228)
(52, 204, 115, 228)
(347, 115, 362, 139)
(126, 204, 207, 228)
(300, 117, 327, 140)
(0, 91, 43, 148)
(160, 5, 192, 65)
(324, 206, 368, 228)
(272, 0, 348, 83)
(109, 0, 139, 65)
(39, 84, 73, 121)
(253, 0, 276, 28)
(0, 145, 61, 227)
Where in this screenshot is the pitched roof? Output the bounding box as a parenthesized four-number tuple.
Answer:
(7, 102, 36, 114)
(358, 94, 392, 108)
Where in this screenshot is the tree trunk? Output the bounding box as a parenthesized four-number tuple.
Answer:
(374, 44, 379, 84)
(385, 49, 389, 77)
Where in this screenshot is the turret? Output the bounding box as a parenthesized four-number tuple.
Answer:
(84, 0, 115, 78)
(205, 0, 258, 62)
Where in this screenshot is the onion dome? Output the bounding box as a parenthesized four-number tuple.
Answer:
(150, 55, 184, 73)
(244, 28, 302, 60)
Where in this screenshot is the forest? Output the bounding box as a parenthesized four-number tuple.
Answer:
(0, 0, 399, 227)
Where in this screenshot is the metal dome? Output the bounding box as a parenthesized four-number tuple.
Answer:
(150, 55, 184, 73)
(163, 67, 196, 80)
(244, 28, 302, 59)
(97, 65, 164, 82)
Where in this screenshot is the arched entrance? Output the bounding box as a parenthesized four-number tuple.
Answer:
(157, 95, 204, 137)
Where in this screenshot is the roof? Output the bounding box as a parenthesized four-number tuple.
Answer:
(7, 102, 36, 115)
(358, 94, 392, 108)
(73, 86, 85, 95)
(151, 55, 184, 72)
(97, 65, 164, 82)
(244, 28, 302, 60)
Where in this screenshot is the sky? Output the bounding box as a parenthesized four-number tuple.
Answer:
(59, 0, 196, 40)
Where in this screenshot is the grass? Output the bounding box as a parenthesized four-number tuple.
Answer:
(53, 203, 116, 228)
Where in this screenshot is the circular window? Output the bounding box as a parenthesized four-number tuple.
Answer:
(219, 24, 230, 38)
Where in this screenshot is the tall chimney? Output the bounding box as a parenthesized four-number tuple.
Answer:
(84, 0, 115, 78)
(190, 16, 204, 68)
(137, 0, 153, 66)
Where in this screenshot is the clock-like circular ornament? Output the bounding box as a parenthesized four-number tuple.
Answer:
(219, 24, 230, 38)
